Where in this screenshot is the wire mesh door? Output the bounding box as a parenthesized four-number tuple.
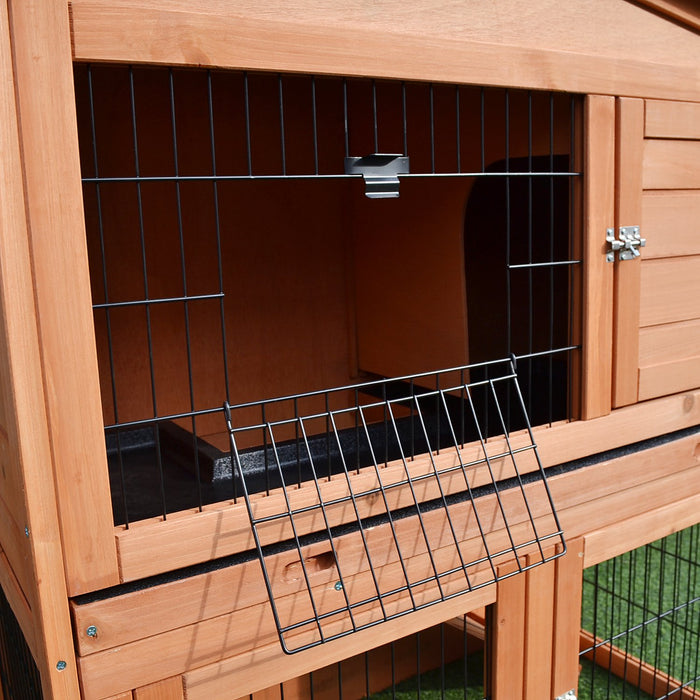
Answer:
(580, 523, 700, 699)
(225, 357, 564, 653)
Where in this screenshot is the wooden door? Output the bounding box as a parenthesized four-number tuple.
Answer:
(613, 98, 700, 407)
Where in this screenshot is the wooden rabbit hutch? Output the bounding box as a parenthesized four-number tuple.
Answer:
(1, 1, 700, 698)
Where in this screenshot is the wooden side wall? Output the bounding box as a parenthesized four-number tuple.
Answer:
(638, 100, 700, 400)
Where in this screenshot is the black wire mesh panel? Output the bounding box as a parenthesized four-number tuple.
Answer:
(74, 64, 581, 528)
(225, 357, 564, 654)
(234, 615, 490, 699)
(580, 523, 700, 699)
(0, 586, 43, 699)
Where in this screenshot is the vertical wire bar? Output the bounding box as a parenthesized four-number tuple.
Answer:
(430, 83, 435, 173)
(294, 397, 301, 487)
(296, 417, 358, 629)
(402, 81, 408, 156)
(262, 403, 270, 495)
(410, 378, 415, 460)
(383, 384, 388, 466)
(343, 78, 349, 158)
(548, 93, 555, 423)
(568, 95, 576, 421)
(527, 92, 533, 417)
(372, 79, 379, 153)
(311, 76, 319, 175)
(278, 74, 287, 175)
(638, 543, 652, 693)
(364, 652, 370, 699)
(337, 661, 343, 700)
(169, 68, 203, 510)
(456, 85, 461, 173)
(354, 388, 360, 472)
(416, 630, 422, 699)
(328, 410, 390, 621)
(129, 66, 167, 520)
(435, 374, 440, 455)
(653, 538, 667, 697)
(326, 393, 331, 479)
(622, 546, 635, 690)
(504, 89, 512, 431)
(391, 641, 396, 699)
(243, 72, 253, 176)
(490, 378, 546, 563)
(460, 368, 465, 447)
(606, 556, 617, 698)
(480, 87, 485, 172)
(441, 623, 446, 698)
(206, 72, 231, 407)
(87, 65, 130, 527)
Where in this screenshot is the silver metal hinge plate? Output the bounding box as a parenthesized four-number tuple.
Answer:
(555, 691, 577, 700)
(345, 154, 410, 199)
(606, 225, 645, 262)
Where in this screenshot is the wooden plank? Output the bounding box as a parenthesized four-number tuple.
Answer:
(646, 99, 700, 140)
(584, 490, 700, 568)
(634, 0, 700, 35)
(68, 2, 700, 102)
(115, 388, 700, 582)
(522, 554, 555, 700)
(639, 256, 700, 327)
(8, 0, 120, 596)
(491, 572, 525, 700)
(0, 1, 81, 696)
(582, 95, 615, 419)
(642, 191, 700, 259)
(640, 318, 700, 366)
(639, 355, 700, 401)
(613, 97, 644, 408)
(0, 549, 36, 662)
(134, 677, 184, 700)
(105, 694, 134, 700)
(551, 538, 585, 698)
(643, 140, 700, 190)
(580, 630, 700, 700)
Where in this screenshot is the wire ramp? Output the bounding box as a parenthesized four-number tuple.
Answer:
(224, 357, 565, 654)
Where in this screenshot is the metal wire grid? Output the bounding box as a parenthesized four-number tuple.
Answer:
(225, 357, 565, 654)
(237, 616, 490, 699)
(75, 64, 581, 527)
(580, 524, 700, 698)
(0, 587, 43, 700)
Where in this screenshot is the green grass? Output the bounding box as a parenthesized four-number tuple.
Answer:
(577, 658, 653, 700)
(579, 525, 700, 698)
(369, 651, 484, 700)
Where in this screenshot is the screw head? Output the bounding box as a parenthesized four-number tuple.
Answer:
(86, 625, 98, 638)
(56, 660, 67, 671)
(24, 527, 29, 538)
(334, 581, 343, 591)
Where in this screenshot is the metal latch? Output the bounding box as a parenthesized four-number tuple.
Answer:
(606, 226, 646, 262)
(344, 154, 410, 199)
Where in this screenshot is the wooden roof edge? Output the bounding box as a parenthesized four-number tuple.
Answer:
(632, 0, 700, 33)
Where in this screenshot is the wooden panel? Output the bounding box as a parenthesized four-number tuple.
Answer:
(643, 140, 700, 189)
(640, 318, 700, 366)
(584, 490, 700, 568)
(551, 538, 585, 698)
(8, 0, 119, 596)
(642, 191, 700, 259)
(491, 573, 525, 700)
(639, 356, 700, 401)
(639, 256, 700, 327)
(0, 550, 36, 661)
(522, 555, 555, 700)
(0, 1, 81, 696)
(613, 97, 644, 408)
(634, 0, 700, 33)
(134, 677, 184, 700)
(646, 99, 700, 140)
(116, 388, 700, 582)
(69, 2, 700, 101)
(580, 630, 700, 700)
(582, 96, 615, 419)
(105, 694, 134, 700)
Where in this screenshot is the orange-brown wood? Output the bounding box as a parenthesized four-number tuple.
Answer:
(551, 538, 585, 698)
(634, 0, 700, 32)
(645, 99, 700, 139)
(643, 140, 700, 189)
(491, 569, 525, 700)
(523, 554, 555, 700)
(638, 355, 700, 401)
(580, 630, 700, 699)
(612, 97, 644, 408)
(0, 1, 82, 696)
(69, 1, 700, 101)
(639, 256, 700, 327)
(0, 549, 36, 661)
(582, 95, 615, 419)
(115, 387, 700, 582)
(642, 191, 700, 259)
(105, 694, 134, 700)
(133, 676, 184, 700)
(640, 319, 700, 367)
(7, 0, 119, 596)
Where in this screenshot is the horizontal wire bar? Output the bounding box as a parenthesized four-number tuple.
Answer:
(508, 259, 581, 269)
(93, 292, 224, 309)
(104, 406, 223, 431)
(81, 171, 581, 184)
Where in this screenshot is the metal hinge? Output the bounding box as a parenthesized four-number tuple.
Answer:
(606, 226, 646, 262)
(555, 691, 577, 700)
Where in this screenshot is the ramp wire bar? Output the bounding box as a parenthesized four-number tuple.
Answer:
(225, 357, 565, 654)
